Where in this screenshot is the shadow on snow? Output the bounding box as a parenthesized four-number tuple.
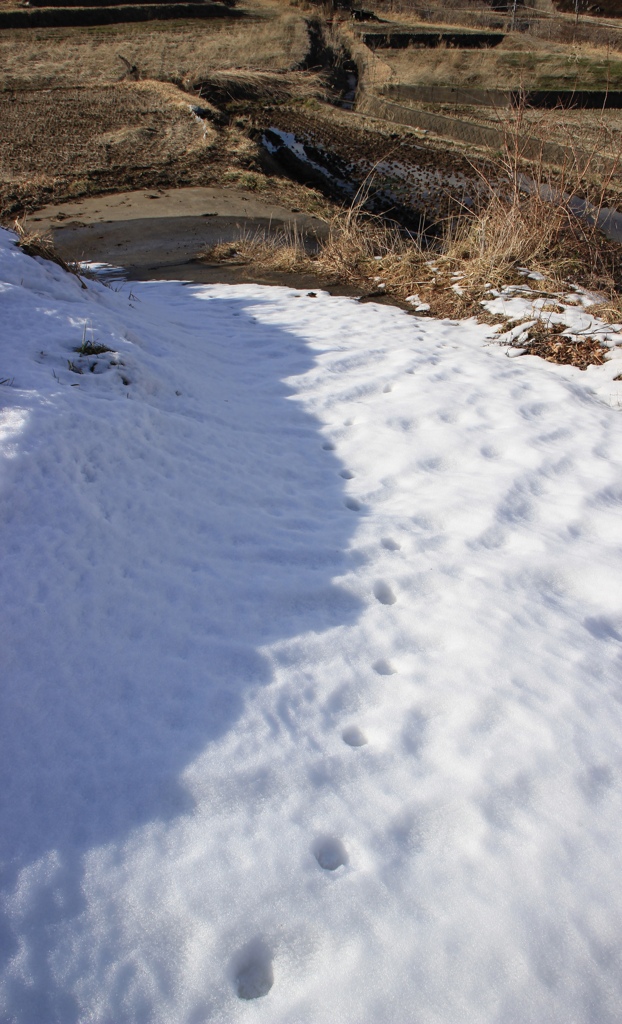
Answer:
(0, 285, 364, 1020)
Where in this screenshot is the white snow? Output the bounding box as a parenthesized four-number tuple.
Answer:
(2, 225, 622, 1023)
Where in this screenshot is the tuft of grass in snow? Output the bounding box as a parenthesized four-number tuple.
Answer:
(77, 341, 112, 357)
(77, 323, 112, 357)
(585, 298, 622, 324)
(13, 219, 85, 285)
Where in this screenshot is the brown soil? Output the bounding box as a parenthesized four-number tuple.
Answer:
(252, 102, 495, 222)
(0, 80, 219, 214)
(23, 185, 330, 268)
(1, 80, 215, 176)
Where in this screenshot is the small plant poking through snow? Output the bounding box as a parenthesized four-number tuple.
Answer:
(77, 322, 112, 357)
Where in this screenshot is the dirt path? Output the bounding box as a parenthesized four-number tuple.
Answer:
(26, 186, 328, 269)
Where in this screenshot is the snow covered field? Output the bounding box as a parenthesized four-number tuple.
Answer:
(1, 225, 622, 1023)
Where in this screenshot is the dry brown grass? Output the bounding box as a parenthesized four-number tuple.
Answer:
(518, 10, 622, 52)
(378, 40, 622, 91)
(13, 218, 85, 282)
(420, 105, 622, 165)
(0, 9, 308, 91)
(0, 81, 215, 179)
(199, 195, 424, 288)
(192, 67, 322, 107)
(200, 174, 620, 298)
(439, 184, 619, 295)
(199, 161, 622, 368)
(584, 298, 622, 322)
(510, 319, 607, 369)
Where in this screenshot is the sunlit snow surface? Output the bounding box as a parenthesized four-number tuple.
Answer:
(1, 227, 622, 1023)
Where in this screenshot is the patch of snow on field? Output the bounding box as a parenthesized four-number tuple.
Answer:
(2, 227, 622, 1022)
(482, 282, 622, 394)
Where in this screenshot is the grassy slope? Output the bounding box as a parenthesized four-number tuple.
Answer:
(0, 6, 308, 88)
(378, 38, 622, 90)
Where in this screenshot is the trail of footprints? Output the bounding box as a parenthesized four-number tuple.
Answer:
(234, 377, 405, 1001)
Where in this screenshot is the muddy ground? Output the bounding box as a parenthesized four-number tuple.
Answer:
(31, 185, 329, 268)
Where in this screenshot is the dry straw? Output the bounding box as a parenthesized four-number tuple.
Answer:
(13, 219, 85, 285)
(201, 104, 622, 347)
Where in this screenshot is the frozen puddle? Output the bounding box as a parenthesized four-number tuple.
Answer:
(1, 226, 622, 1023)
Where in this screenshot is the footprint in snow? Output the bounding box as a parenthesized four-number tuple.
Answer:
(233, 939, 274, 1001)
(480, 444, 500, 460)
(381, 537, 400, 551)
(322, 441, 336, 451)
(340, 469, 355, 479)
(342, 725, 368, 747)
(345, 498, 362, 512)
(373, 658, 396, 676)
(374, 580, 396, 605)
(313, 837, 349, 871)
(383, 383, 393, 393)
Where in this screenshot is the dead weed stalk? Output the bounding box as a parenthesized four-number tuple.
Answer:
(13, 219, 85, 285)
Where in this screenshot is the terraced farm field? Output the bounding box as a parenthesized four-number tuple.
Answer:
(0, 8, 307, 88)
(376, 36, 622, 91)
(0, 79, 224, 212)
(1, 81, 215, 177)
(0, 3, 312, 213)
